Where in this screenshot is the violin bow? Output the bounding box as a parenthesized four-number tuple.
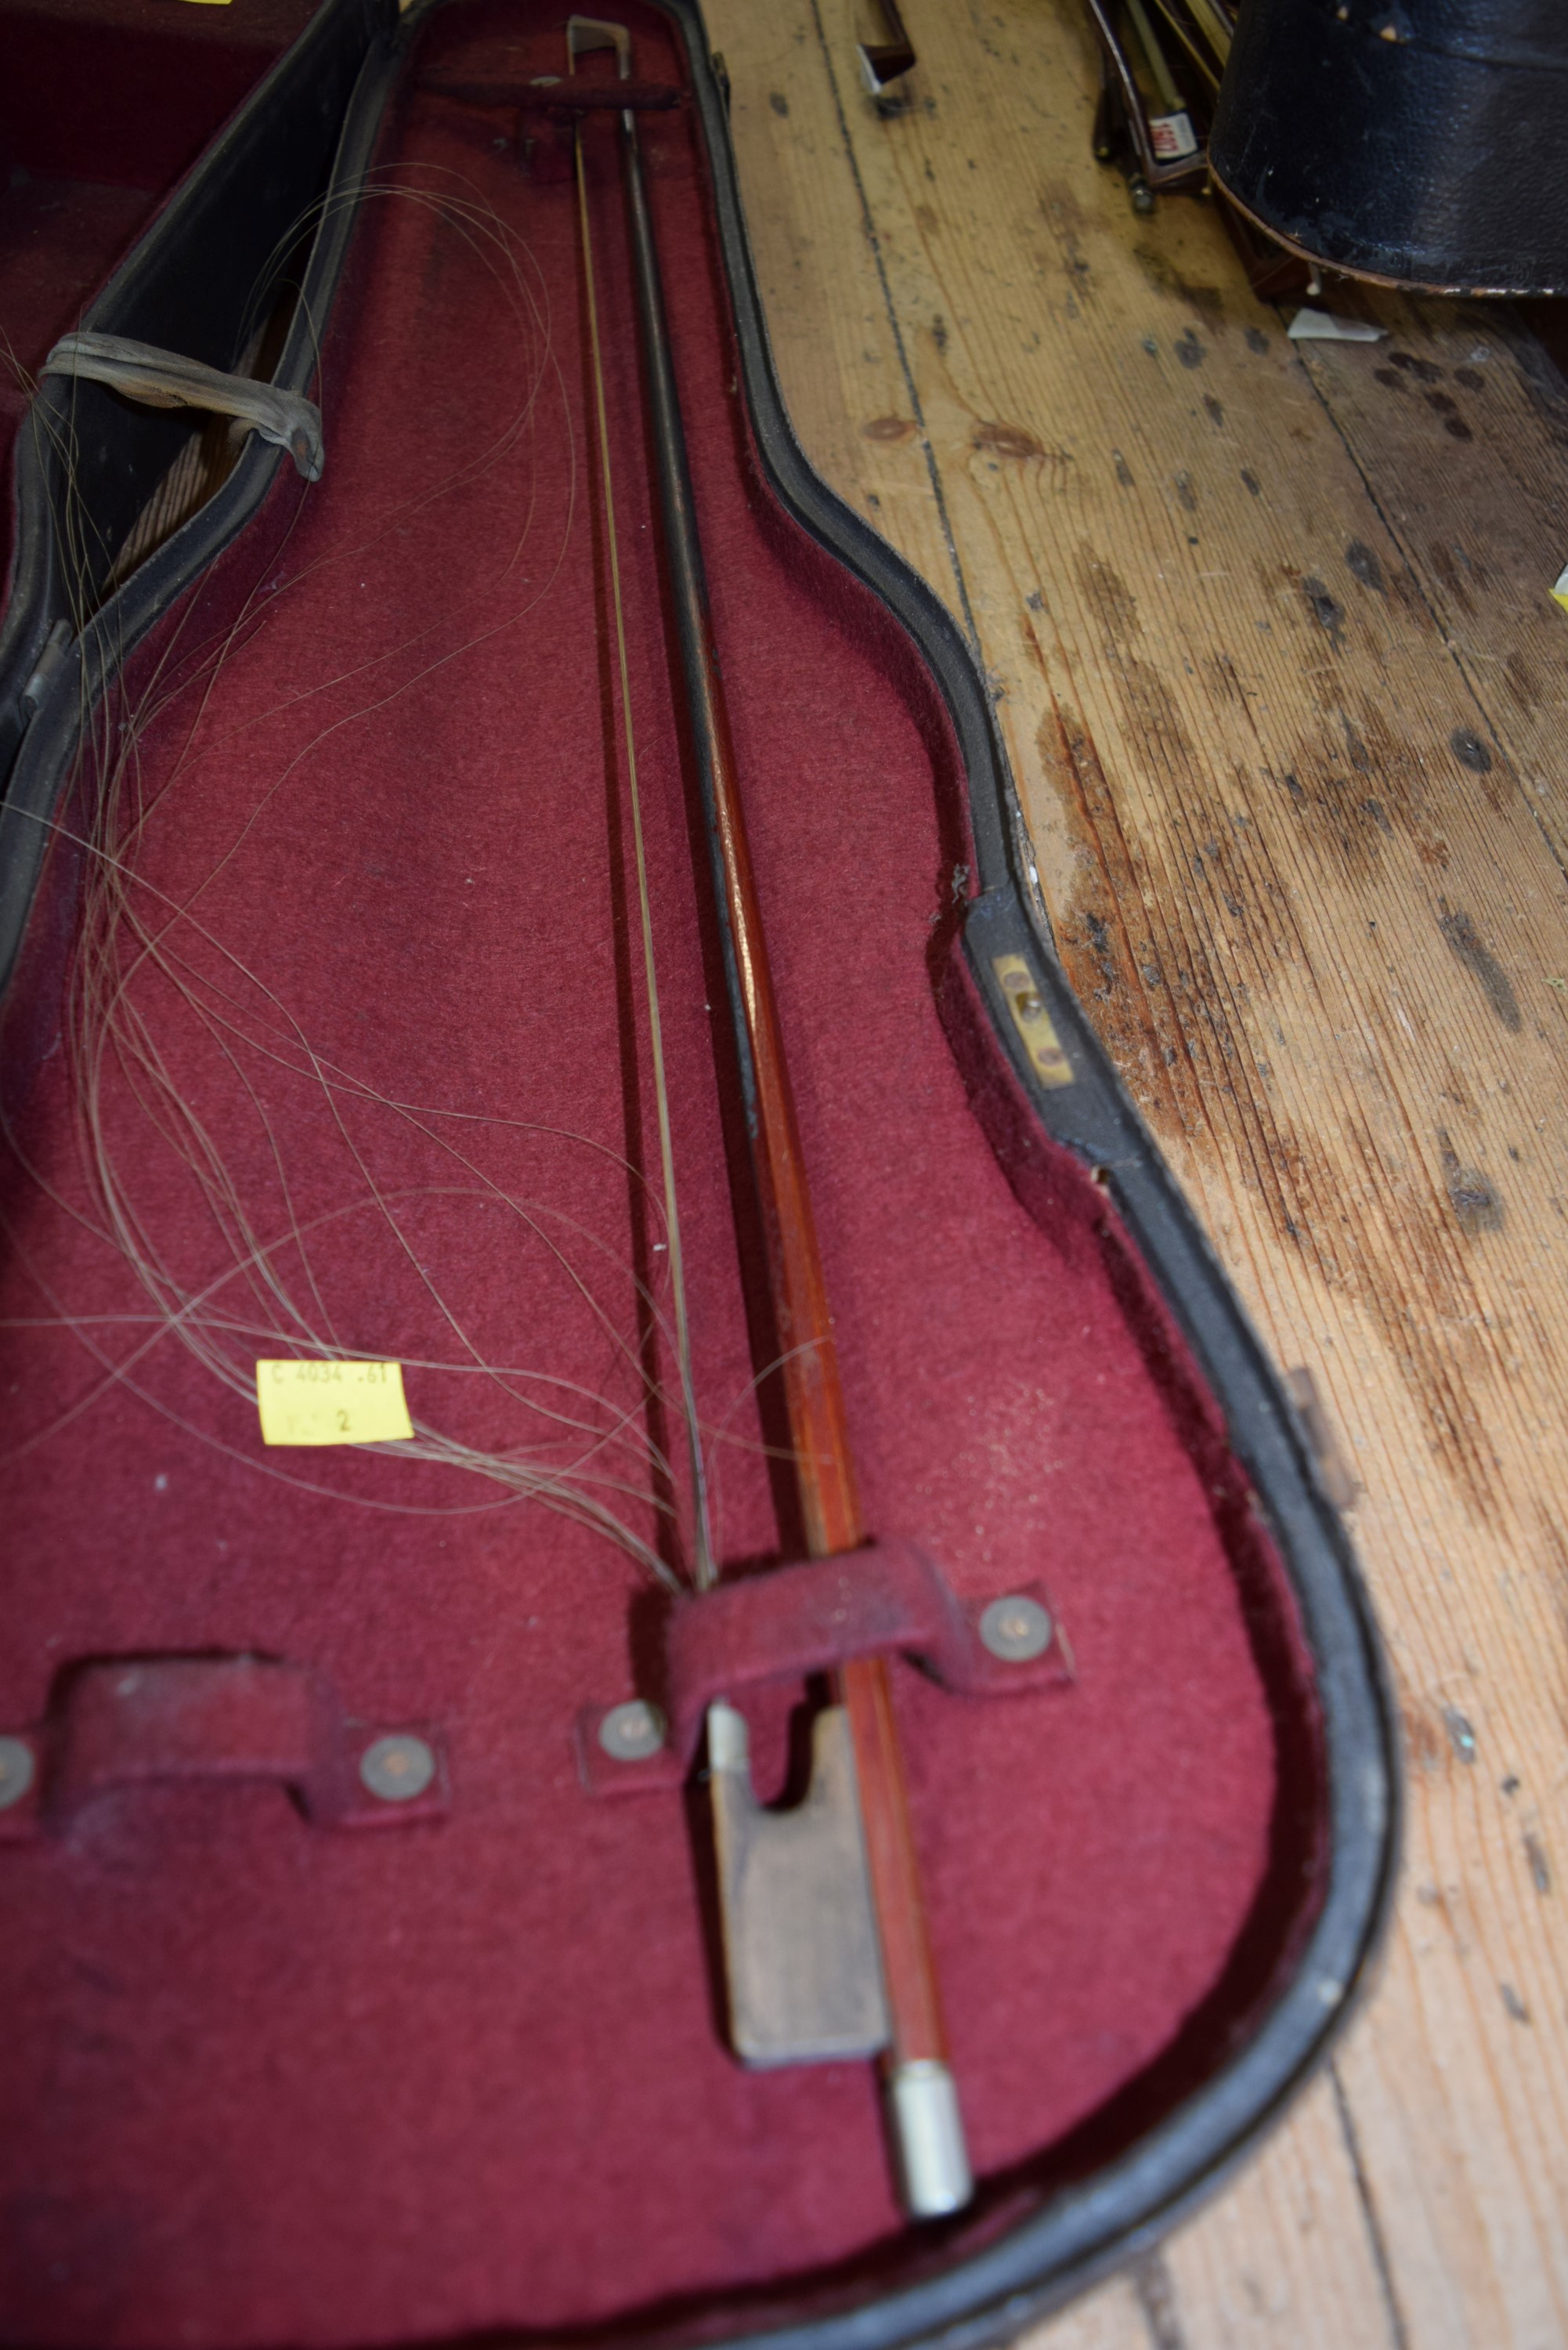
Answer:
(566, 17, 972, 2218)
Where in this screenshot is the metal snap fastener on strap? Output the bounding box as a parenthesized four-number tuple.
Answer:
(978, 1595, 1053, 1661)
(359, 1734, 437, 1802)
(598, 1701, 666, 1761)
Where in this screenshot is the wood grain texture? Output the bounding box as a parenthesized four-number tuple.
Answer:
(701, 1, 1568, 2342)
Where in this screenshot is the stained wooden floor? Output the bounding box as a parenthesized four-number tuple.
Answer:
(702, 1, 1568, 2342)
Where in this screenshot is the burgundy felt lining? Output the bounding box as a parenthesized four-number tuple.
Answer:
(0, 0, 320, 192)
(0, 5, 1325, 2341)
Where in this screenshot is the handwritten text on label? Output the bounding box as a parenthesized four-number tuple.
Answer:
(255, 1359, 414, 1447)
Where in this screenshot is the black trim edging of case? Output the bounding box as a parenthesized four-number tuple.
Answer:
(0, 2, 1399, 2342)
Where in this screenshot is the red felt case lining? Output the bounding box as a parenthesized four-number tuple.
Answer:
(0, 5, 1325, 2341)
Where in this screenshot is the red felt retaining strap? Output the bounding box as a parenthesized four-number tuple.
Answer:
(0, 1655, 449, 1838)
(579, 1542, 1071, 1792)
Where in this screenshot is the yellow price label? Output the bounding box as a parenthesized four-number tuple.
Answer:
(256, 1359, 414, 1447)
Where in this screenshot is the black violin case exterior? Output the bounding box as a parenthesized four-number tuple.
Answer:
(1209, 0, 1568, 295)
(0, 2, 1395, 2343)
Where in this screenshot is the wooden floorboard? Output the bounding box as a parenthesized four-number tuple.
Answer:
(702, 1, 1568, 2342)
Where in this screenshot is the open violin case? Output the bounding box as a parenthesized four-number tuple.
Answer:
(0, 2, 1396, 2342)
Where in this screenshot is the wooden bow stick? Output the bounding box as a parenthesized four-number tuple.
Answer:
(567, 17, 971, 2217)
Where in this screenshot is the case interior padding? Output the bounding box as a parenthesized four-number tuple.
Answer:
(0, 4, 1328, 2342)
(2, 0, 323, 190)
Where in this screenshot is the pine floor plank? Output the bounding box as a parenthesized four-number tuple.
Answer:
(1290, 298, 1568, 877)
(1157, 2074, 1400, 2347)
(704, 0, 1568, 2342)
(1014, 2275, 1154, 2350)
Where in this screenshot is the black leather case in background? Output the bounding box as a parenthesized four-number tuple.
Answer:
(1211, 0, 1568, 293)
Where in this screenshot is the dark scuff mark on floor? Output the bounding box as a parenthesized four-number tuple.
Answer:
(1450, 725, 1493, 774)
(1425, 537, 1479, 619)
(1439, 906, 1521, 1029)
(1425, 388, 1474, 442)
(1303, 575, 1346, 647)
(1438, 1133, 1505, 1235)
(1131, 244, 1225, 323)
